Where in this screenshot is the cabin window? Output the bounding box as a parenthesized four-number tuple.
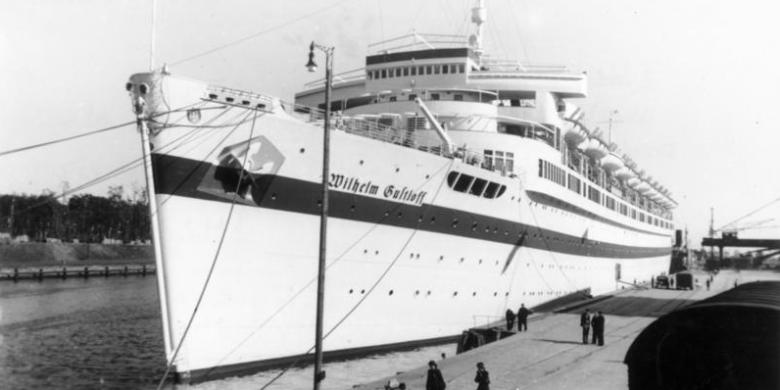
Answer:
(470, 178, 488, 196)
(367, 71, 372, 80)
(442, 64, 449, 74)
(434, 64, 440, 74)
(389, 96, 397, 102)
(411, 67, 417, 76)
(431, 93, 440, 101)
(403, 67, 409, 76)
(381, 69, 387, 79)
(426, 65, 432, 74)
(459, 64, 465, 73)
(408, 94, 417, 101)
(447, 171, 460, 188)
(454, 174, 474, 192)
(484, 182, 499, 198)
(454, 94, 463, 101)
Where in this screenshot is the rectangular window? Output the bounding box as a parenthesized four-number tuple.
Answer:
(367, 71, 372, 80)
(442, 64, 449, 74)
(403, 67, 409, 76)
(426, 65, 432, 74)
(431, 93, 440, 100)
(389, 96, 397, 102)
(454, 94, 463, 101)
(381, 69, 386, 79)
(485, 150, 494, 170)
(459, 64, 465, 73)
(434, 64, 440, 74)
(538, 159, 543, 177)
(588, 186, 601, 203)
(411, 67, 417, 76)
(495, 151, 505, 173)
(408, 94, 417, 101)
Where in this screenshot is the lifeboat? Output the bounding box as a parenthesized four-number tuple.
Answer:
(626, 177, 641, 188)
(614, 167, 635, 180)
(583, 138, 608, 160)
(564, 125, 587, 147)
(635, 181, 651, 194)
(600, 152, 624, 173)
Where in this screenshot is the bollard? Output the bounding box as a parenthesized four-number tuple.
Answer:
(105, 266, 109, 277)
(142, 264, 147, 277)
(84, 266, 89, 279)
(62, 267, 67, 279)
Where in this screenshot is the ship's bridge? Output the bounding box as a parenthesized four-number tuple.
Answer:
(295, 33, 588, 113)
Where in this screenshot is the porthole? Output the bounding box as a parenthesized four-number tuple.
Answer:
(427, 290, 431, 295)
(493, 292, 498, 296)
(415, 290, 420, 295)
(453, 291, 458, 296)
(389, 290, 394, 295)
(375, 250, 379, 255)
(479, 259, 483, 264)
(350, 205, 355, 212)
(430, 216, 436, 224)
(360, 289, 366, 294)
(364, 249, 368, 254)
(359, 160, 364, 165)
(349, 289, 354, 294)
(459, 257, 464, 263)
(472, 292, 477, 296)
(439, 255, 444, 261)
(300, 148, 305, 153)
(505, 292, 509, 296)
(271, 193, 277, 200)
(395, 167, 400, 172)
(397, 212, 403, 218)
(384, 211, 390, 217)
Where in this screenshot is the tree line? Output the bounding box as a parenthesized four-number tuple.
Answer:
(0, 185, 150, 243)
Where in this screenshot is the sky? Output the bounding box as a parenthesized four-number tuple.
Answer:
(1, 0, 779, 247)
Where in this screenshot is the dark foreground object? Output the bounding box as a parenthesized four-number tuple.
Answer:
(0, 264, 155, 281)
(625, 281, 780, 390)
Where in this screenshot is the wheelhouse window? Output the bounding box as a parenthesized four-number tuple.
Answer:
(447, 171, 507, 199)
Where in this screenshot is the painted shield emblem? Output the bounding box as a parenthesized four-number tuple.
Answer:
(187, 108, 202, 123)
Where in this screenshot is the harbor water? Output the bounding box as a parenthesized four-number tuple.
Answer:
(0, 276, 455, 389)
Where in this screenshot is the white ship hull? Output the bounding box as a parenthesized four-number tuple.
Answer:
(127, 72, 672, 382)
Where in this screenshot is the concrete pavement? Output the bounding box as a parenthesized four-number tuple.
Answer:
(354, 270, 780, 390)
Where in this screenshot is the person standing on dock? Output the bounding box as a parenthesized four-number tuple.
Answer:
(505, 308, 515, 331)
(591, 311, 605, 346)
(516, 304, 532, 331)
(426, 360, 446, 390)
(580, 309, 591, 344)
(474, 362, 490, 390)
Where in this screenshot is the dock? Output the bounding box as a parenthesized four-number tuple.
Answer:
(355, 270, 777, 390)
(0, 264, 155, 282)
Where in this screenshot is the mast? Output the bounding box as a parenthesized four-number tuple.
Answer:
(470, 0, 487, 63)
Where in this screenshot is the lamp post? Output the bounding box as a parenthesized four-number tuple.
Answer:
(307, 40, 334, 390)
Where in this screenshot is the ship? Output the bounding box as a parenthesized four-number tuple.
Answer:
(126, 1, 676, 383)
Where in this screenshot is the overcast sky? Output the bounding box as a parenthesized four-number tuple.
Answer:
(1, 0, 779, 246)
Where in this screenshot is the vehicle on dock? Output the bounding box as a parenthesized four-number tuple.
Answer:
(655, 275, 670, 289)
(675, 271, 693, 290)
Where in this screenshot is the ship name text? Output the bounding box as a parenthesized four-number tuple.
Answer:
(329, 173, 427, 206)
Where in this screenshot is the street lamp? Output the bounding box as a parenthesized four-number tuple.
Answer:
(307, 40, 334, 390)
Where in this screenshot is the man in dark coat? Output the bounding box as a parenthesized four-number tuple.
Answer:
(426, 360, 446, 390)
(505, 308, 515, 331)
(516, 304, 532, 331)
(591, 311, 605, 346)
(580, 309, 591, 344)
(474, 362, 490, 390)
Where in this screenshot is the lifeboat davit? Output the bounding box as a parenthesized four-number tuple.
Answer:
(583, 138, 607, 160)
(564, 126, 587, 147)
(600, 152, 624, 173)
(614, 167, 635, 180)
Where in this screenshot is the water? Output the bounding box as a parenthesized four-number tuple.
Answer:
(0, 277, 455, 389)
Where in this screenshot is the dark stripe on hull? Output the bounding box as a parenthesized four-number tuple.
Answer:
(153, 154, 671, 259)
